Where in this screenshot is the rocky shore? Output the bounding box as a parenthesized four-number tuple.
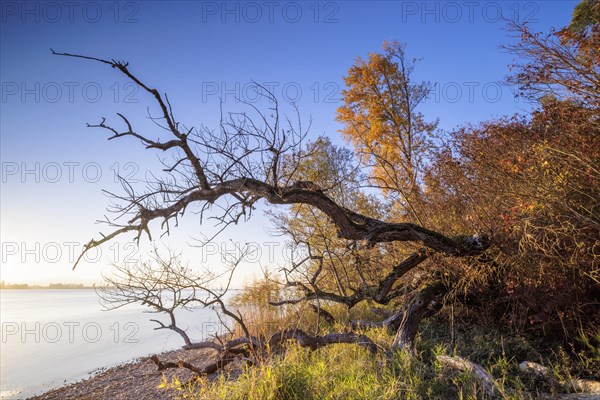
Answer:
(27, 347, 215, 400)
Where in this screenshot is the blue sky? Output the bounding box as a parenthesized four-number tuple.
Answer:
(0, 1, 578, 286)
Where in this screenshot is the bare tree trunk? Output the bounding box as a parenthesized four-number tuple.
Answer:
(391, 282, 444, 354)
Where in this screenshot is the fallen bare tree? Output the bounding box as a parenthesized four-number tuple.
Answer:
(54, 48, 490, 357)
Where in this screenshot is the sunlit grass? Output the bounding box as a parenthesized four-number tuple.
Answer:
(158, 320, 582, 400)
(157, 281, 599, 400)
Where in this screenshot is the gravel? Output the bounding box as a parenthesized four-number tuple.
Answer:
(27, 347, 216, 400)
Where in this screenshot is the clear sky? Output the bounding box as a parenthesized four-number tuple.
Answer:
(0, 1, 578, 286)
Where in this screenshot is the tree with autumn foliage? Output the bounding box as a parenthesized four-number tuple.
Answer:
(337, 41, 437, 225)
(420, 7, 599, 346)
(424, 100, 599, 339)
(329, 3, 599, 353)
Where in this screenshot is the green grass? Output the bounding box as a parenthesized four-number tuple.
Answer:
(157, 319, 592, 400)
(167, 341, 435, 399)
(156, 293, 599, 400)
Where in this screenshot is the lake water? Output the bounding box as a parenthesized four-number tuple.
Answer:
(0, 289, 230, 399)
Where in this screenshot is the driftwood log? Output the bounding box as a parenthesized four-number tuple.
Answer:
(438, 355, 600, 399)
(437, 355, 501, 398)
(520, 361, 600, 396)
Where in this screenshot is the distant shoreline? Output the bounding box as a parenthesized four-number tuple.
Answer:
(0, 286, 242, 290)
(0, 284, 96, 290)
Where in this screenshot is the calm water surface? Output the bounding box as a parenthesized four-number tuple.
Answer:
(0, 289, 227, 399)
